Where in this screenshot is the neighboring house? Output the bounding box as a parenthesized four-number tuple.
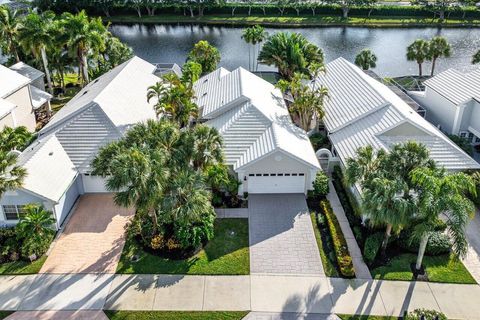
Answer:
(408, 69, 480, 145)
(195, 67, 321, 195)
(0, 56, 160, 229)
(313, 58, 480, 197)
(0, 63, 52, 131)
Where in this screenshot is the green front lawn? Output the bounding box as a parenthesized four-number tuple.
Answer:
(0, 311, 13, 320)
(0, 256, 47, 275)
(370, 253, 476, 284)
(117, 218, 250, 275)
(104, 311, 249, 320)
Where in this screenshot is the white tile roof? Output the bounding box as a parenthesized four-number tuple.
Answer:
(30, 85, 52, 110)
(200, 67, 320, 171)
(15, 56, 160, 202)
(423, 68, 480, 105)
(9, 62, 44, 82)
(0, 98, 16, 118)
(315, 58, 480, 171)
(18, 136, 77, 202)
(0, 64, 31, 98)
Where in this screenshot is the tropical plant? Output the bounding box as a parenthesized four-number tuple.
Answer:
(404, 309, 447, 320)
(312, 171, 329, 198)
(60, 10, 108, 85)
(258, 32, 324, 80)
(241, 26, 255, 71)
(16, 204, 55, 258)
(181, 60, 202, 86)
(90, 35, 133, 79)
(473, 50, 480, 64)
(0, 150, 27, 198)
(428, 36, 451, 76)
(354, 49, 377, 70)
(147, 73, 198, 127)
(0, 126, 33, 152)
(406, 39, 431, 76)
(411, 167, 476, 271)
(190, 125, 224, 171)
(18, 12, 56, 93)
(0, 5, 21, 62)
(187, 40, 221, 74)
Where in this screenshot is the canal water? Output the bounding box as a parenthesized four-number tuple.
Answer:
(111, 24, 480, 77)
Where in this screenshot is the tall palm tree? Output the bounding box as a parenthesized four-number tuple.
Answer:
(355, 49, 377, 71)
(473, 50, 480, 64)
(60, 11, 107, 85)
(241, 26, 255, 71)
(428, 36, 451, 76)
(0, 150, 27, 198)
(406, 39, 430, 76)
(190, 125, 224, 171)
(290, 83, 328, 131)
(258, 32, 324, 80)
(411, 167, 476, 271)
(345, 145, 386, 187)
(0, 5, 21, 62)
(252, 25, 268, 72)
(18, 12, 56, 93)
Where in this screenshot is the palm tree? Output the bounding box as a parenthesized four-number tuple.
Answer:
(187, 40, 221, 74)
(60, 11, 107, 85)
(0, 126, 32, 152)
(473, 50, 480, 64)
(290, 83, 328, 131)
(252, 25, 268, 72)
(406, 39, 430, 76)
(345, 145, 386, 187)
(258, 32, 324, 81)
(0, 150, 27, 198)
(18, 12, 56, 93)
(428, 36, 451, 76)
(190, 125, 224, 171)
(0, 5, 21, 62)
(355, 49, 377, 71)
(16, 204, 55, 240)
(241, 26, 255, 71)
(411, 167, 476, 271)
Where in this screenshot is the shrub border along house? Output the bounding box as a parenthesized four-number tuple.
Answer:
(320, 199, 355, 278)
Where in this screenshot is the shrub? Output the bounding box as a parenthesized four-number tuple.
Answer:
(404, 309, 448, 320)
(448, 134, 473, 156)
(363, 232, 384, 265)
(0, 227, 20, 263)
(398, 231, 451, 256)
(309, 132, 330, 151)
(320, 199, 355, 277)
(312, 171, 329, 198)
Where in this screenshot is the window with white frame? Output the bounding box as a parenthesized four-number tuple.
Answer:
(2, 205, 27, 220)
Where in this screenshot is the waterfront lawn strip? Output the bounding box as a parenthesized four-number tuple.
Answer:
(104, 311, 249, 320)
(0, 256, 47, 275)
(116, 218, 250, 275)
(370, 253, 477, 284)
(106, 14, 480, 27)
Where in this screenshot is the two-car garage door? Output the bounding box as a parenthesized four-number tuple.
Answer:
(247, 173, 305, 194)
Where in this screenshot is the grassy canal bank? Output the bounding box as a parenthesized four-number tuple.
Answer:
(105, 14, 480, 28)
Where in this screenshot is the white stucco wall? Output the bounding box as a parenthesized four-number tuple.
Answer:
(469, 101, 480, 137)
(4, 86, 36, 131)
(410, 87, 458, 134)
(0, 112, 16, 129)
(237, 151, 318, 194)
(0, 189, 53, 227)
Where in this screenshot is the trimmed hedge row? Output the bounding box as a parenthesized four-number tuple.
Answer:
(320, 199, 355, 278)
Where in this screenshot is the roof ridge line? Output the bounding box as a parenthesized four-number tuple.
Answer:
(330, 102, 390, 134)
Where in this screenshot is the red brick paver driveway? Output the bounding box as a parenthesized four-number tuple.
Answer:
(40, 194, 134, 274)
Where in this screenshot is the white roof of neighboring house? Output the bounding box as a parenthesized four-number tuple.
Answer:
(198, 67, 320, 171)
(9, 62, 44, 82)
(423, 68, 480, 105)
(14, 56, 160, 202)
(313, 58, 480, 171)
(30, 85, 52, 109)
(0, 98, 16, 119)
(18, 135, 77, 202)
(0, 64, 31, 98)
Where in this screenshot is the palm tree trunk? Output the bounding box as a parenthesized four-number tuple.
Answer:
(430, 58, 437, 76)
(416, 234, 429, 270)
(81, 54, 89, 85)
(418, 63, 422, 77)
(248, 44, 251, 71)
(41, 47, 53, 94)
(381, 223, 393, 255)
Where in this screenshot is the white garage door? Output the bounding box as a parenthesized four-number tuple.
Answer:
(248, 173, 305, 194)
(82, 174, 109, 193)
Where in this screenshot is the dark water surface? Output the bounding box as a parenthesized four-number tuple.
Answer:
(111, 24, 480, 77)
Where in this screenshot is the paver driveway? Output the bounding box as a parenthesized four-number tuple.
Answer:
(249, 194, 324, 275)
(40, 194, 134, 274)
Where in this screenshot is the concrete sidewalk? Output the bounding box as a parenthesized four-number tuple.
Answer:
(1, 274, 480, 319)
